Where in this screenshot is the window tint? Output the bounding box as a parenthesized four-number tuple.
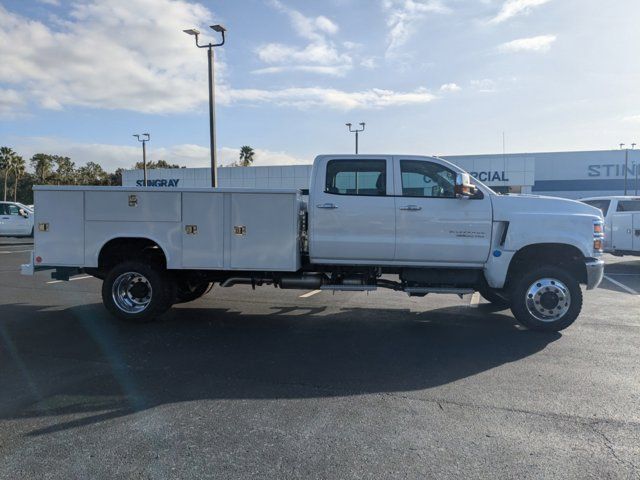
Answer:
(0, 204, 7, 215)
(583, 199, 611, 216)
(617, 200, 640, 212)
(400, 160, 455, 198)
(7, 204, 20, 215)
(325, 160, 386, 196)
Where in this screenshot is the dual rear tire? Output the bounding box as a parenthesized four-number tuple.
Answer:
(102, 261, 210, 323)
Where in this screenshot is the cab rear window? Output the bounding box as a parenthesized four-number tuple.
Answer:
(583, 200, 611, 216)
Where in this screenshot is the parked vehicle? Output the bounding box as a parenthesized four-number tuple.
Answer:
(580, 196, 640, 256)
(0, 201, 34, 237)
(22, 155, 605, 331)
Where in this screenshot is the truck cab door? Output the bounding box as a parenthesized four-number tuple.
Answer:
(309, 156, 396, 263)
(393, 156, 492, 265)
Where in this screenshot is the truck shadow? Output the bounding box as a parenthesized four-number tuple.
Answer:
(0, 302, 559, 436)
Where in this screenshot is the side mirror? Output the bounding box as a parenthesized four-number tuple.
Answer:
(455, 173, 478, 198)
(19, 208, 28, 218)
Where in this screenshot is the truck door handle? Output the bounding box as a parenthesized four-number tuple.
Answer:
(317, 203, 338, 209)
(400, 205, 422, 211)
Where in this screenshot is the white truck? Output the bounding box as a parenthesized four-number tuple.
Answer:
(22, 154, 605, 332)
(580, 196, 640, 256)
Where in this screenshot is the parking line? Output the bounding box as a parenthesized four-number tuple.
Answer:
(603, 275, 639, 295)
(469, 292, 480, 308)
(299, 289, 322, 298)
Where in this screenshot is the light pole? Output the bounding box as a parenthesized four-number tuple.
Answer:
(620, 142, 637, 195)
(346, 122, 365, 154)
(133, 133, 150, 186)
(184, 25, 226, 187)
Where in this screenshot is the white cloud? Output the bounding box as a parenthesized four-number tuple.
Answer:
(382, 0, 451, 56)
(470, 78, 497, 93)
(256, 1, 352, 76)
(489, 0, 552, 24)
(219, 147, 309, 167)
(622, 115, 640, 123)
(440, 83, 461, 92)
(0, 1, 214, 115)
(223, 86, 437, 110)
(498, 35, 557, 53)
(0, 88, 26, 118)
(12, 137, 308, 172)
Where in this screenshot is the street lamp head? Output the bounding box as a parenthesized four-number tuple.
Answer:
(345, 123, 352, 127)
(210, 24, 226, 33)
(359, 122, 365, 127)
(183, 28, 200, 36)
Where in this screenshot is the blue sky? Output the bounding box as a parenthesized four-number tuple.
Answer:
(1, 0, 639, 171)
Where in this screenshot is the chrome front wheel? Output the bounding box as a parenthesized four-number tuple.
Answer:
(525, 278, 571, 322)
(510, 265, 583, 332)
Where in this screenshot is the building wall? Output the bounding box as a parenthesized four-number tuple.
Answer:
(121, 149, 640, 199)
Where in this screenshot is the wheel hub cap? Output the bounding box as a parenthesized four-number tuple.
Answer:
(525, 278, 571, 322)
(112, 272, 153, 314)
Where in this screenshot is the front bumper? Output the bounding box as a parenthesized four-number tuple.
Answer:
(585, 258, 605, 290)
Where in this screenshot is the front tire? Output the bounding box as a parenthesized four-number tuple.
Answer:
(102, 261, 173, 323)
(509, 265, 583, 332)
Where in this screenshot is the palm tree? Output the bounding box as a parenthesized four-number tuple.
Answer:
(12, 155, 26, 201)
(0, 146, 17, 201)
(239, 146, 255, 167)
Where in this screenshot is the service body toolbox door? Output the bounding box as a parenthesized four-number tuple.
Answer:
(309, 156, 396, 263)
(182, 192, 224, 268)
(34, 189, 85, 266)
(393, 156, 492, 265)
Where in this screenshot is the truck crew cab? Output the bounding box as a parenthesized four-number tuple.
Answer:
(22, 155, 605, 332)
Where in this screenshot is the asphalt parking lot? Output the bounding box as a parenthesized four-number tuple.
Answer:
(0, 238, 639, 479)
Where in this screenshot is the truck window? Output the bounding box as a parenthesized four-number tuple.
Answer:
(7, 204, 20, 215)
(583, 199, 611, 216)
(325, 160, 386, 196)
(400, 160, 455, 198)
(616, 200, 640, 212)
(0, 204, 7, 215)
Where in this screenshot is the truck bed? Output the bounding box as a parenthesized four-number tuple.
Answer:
(32, 186, 302, 272)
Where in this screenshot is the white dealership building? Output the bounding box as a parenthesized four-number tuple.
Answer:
(122, 149, 640, 199)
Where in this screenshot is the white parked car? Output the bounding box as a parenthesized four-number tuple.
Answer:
(0, 201, 34, 237)
(580, 196, 640, 256)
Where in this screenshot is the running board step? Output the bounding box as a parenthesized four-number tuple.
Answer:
(404, 287, 474, 296)
(320, 285, 377, 292)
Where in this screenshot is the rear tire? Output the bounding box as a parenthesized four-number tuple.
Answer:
(174, 281, 212, 304)
(102, 261, 173, 323)
(509, 265, 583, 332)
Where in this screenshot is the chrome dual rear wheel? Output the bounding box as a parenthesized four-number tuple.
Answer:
(112, 272, 153, 314)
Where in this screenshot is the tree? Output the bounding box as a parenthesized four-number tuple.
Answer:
(30, 153, 54, 184)
(53, 156, 76, 185)
(239, 146, 255, 167)
(77, 161, 108, 185)
(12, 155, 26, 201)
(133, 159, 182, 170)
(0, 146, 16, 201)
